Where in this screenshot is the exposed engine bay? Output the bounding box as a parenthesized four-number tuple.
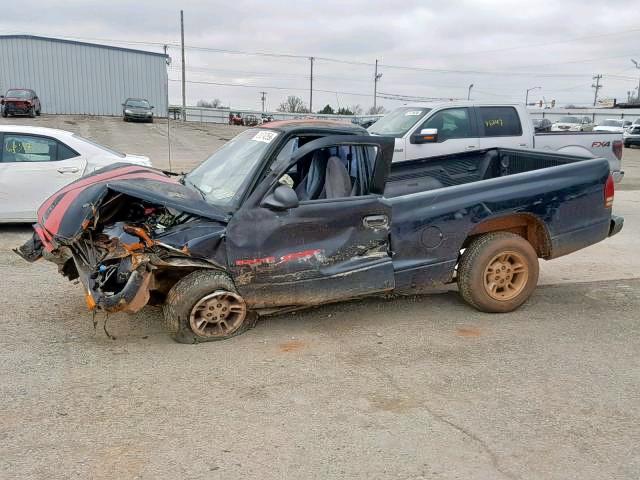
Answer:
(16, 164, 229, 314)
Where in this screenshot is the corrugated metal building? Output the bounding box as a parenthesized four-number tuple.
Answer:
(0, 35, 168, 116)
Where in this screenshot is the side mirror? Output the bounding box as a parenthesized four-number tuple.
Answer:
(261, 185, 299, 210)
(410, 128, 438, 144)
(151, 106, 155, 109)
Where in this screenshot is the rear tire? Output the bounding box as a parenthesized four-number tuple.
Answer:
(163, 269, 256, 344)
(457, 232, 539, 313)
(1, 110, 6, 118)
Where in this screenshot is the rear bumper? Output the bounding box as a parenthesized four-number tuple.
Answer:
(609, 215, 624, 237)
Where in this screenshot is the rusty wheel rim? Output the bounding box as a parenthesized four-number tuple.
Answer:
(483, 251, 529, 301)
(189, 290, 247, 338)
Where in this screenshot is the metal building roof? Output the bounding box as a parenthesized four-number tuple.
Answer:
(0, 34, 168, 58)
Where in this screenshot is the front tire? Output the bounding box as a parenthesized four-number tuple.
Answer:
(29, 107, 36, 118)
(163, 270, 256, 344)
(457, 232, 539, 313)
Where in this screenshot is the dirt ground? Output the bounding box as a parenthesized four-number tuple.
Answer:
(0, 115, 639, 479)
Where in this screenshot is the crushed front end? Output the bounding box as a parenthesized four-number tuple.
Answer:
(15, 164, 229, 314)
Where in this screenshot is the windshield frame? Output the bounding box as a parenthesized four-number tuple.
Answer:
(368, 107, 432, 138)
(184, 128, 282, 211)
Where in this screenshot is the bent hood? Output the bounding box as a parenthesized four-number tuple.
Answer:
(36, 163, 228, 245)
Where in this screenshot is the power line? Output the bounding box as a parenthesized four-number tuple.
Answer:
(168, 78, 375, 98)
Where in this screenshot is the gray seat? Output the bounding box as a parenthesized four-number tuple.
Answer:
(324, 156, 352, 199)
(295, 150, 329, 201)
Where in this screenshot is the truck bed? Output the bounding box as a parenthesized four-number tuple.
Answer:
(383, 147, 612, 291)
(384, 147, 583, 197)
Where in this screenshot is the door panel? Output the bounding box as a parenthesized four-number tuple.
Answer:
(404, 107, 479, 159)
(227, 196, 394, 307)
(476, 106, 528, 150)
(226, 135, 396, 308)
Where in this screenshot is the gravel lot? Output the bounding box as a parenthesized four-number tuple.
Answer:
(1, 116, 639, 479)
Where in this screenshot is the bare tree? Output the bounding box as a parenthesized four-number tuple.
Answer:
(350, 104, 363, 115)
(367, 105, 387, 115)
(196, 98, 223, 108)
(277, 95, 309, 113)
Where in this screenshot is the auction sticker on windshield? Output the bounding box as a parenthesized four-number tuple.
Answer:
(405, 111, 423, 116)
(252, 131, 279, 143)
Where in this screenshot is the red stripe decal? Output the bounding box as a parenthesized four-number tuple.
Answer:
(38, 165, 147, 219)
(235, 256, 276, 266)
(279, 249, 322, 262)
(43, 172, 177, 235)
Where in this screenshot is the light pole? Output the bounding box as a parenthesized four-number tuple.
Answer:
(525, 86, 541, 107)
(467, 84, 474, 100)
(632, 59, 640, 103)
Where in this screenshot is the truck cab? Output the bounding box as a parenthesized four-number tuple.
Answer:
(369, 102, 533, 161)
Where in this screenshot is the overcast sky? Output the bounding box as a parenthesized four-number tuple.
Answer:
(2, 0, 639, 112)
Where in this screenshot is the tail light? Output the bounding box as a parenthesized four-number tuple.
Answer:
(613, 140, 623, 160)
(604, 174, 614, 208)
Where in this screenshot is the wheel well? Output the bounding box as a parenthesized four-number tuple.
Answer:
(463, 214, 551, 258)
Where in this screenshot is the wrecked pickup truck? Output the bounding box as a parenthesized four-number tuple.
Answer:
(17, 120, 623, 343)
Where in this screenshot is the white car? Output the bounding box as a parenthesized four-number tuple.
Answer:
(0, 125, 152, 222)
(593, 119, 632, 133)
(624, 124, 640, 148)
(551, 115, 595, 132)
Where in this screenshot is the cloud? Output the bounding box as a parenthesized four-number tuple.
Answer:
(1, 0, 638, 110)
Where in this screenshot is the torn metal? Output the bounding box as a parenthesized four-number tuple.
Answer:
(16, 163, 228, 314)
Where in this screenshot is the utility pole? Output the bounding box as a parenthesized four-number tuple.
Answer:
(163, 44, 172, 172)
(592, 74, 602, 107)
(309, 57, 314, 113)
(260, 91, 267, 112)
(467, 84, 474, 100)
(632, 60, 640, 103)
(373, 59, 383, 111)
(180, 10, 186, 121)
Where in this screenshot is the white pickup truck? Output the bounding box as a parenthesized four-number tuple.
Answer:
(368, 102, 624, 182)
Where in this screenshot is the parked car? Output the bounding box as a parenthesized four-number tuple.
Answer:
(122, 98, 154, 122)
(531, 118, 552, 132)
(623, 124, 640, 147)
(593, 119, 632, 133)
(229, 113, 244, 125)
(368, 104, 623, 181)
(243, 114, 262, 127)
(360, 118, 379, 129)
(16, 120, 622, 343)
(1, 89, 41, 118)
(0, 125, 151, 222)
(550, 115, 595, 132)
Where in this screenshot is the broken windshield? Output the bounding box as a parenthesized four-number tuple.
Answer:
(185, 129, 279, 208)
